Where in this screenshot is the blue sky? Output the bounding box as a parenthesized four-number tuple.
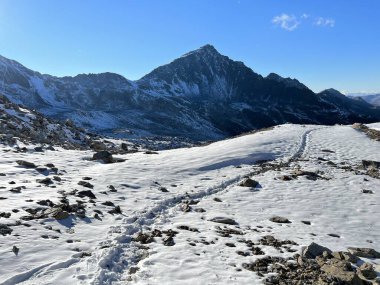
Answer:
(0, 0, 379, 93)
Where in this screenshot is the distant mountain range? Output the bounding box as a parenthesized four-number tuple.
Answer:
(1, 44, 380, 141)
(348, 93, 380, 107)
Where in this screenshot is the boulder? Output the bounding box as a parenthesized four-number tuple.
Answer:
(121, 143, 129, 151)
(16, 160, 36, 168)
(78, 181, 94, 189)
(0, 224, 13, 236)
(239, 178, 258, 188)
(209, 217, 237, 225)
(90, 141, 107, 151)
(302, 242, 332, 259)
(51, 209, 69, 220)
(362, 160, 380, 169)
(358, 263, 377, 280)
(77, 190, 96, 199)
(331, 251, 359, 263)
(36, 178, 53, 185)
(348, 247, 380, 259)
(320, 259, 363, 285)
(270, 216, 291, 223)
(92, 151, 113, 163)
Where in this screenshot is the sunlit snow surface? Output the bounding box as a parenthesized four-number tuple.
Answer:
(0, 124, 379, 284)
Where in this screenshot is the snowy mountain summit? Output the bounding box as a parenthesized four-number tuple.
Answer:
(1, 45, 380, 141)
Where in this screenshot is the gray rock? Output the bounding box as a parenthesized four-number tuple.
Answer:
(362, 160, 380, 169)
(302, 242, 332, 259)
(331, 251, 359, 263)
(209, 217, 237, 225)
(320, 259, 363, 284)
(358, 262, 377, 280)
(90, 141, 107, 151)
(48, 208, 69, 220)
(270, 216, 291, 223)
(12, 245, 19, 255)
(239, 178, 258, 188)
(0, 224, 13, 236)
(77, 190, 96, 199)
(36, 178, 53, 185)
(78, 181, 94, 189)
(16, 160, 36, 168)
(92, 151, 113, 163)
(348, 247, 380, 259)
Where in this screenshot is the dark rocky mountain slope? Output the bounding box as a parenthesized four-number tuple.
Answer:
(1, 45, 379, 141)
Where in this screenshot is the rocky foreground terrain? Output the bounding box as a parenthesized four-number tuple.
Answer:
(0, 122, 379, 284)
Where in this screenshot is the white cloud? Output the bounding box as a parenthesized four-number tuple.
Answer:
(272, 14, 300, 31)
(301, 13, 309, 19)
(314, 17, 335, 27)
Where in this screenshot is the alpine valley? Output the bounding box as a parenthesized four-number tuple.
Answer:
(1, 44, 380, 142)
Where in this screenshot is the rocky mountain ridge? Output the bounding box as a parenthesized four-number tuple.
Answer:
(1, 45, 380, 141)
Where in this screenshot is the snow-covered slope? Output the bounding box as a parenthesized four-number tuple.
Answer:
(1, 46, 380, 141)
(0, 124, 379, 284)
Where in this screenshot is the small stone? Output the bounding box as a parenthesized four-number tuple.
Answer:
(209, 217, 237, 225)
(239, 178, 258, 188)
(163, 236, 175, 246)
(16, 160, 36, 168)
(78, 181, 94, 189)
(270, 216, 291, 223)
(12, 245, 19, 255)
(36, 178, 53, 185)
(362, 189, 374, 194)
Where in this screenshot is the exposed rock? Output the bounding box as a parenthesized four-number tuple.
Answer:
(108, 206, 122, 215)
(279, 175, 293, 181)
(90, 141, 107, 151)
(34, 146, 44, 152)
(348, 247, 380, 259)
(331, 251, 359, 263)
(270, 216, 291, 224)
(78, 181, 94, 189)
(36, 178, 53, 185)
(209, 217, 237, 225)
(302, 242, 332, 259)
(320, 258, 363, 284)
(239, 178, 258, 188)
(362, 160, 380, 169)
(163, 236, 175, 246)
(51, 209, 70, 220)
(92, 151, 114, 163)
(159, 187, 169, 193)
(16, 160, 36, 168)
(358, 262, 377, 280)
(133, 232, 155, 244)
(12, 245, 19, 255)
(77, 190, 96, 199)
(177, 225, 199, 232)
(0, 224, 13, 236)
(362, 189, 374, 194)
